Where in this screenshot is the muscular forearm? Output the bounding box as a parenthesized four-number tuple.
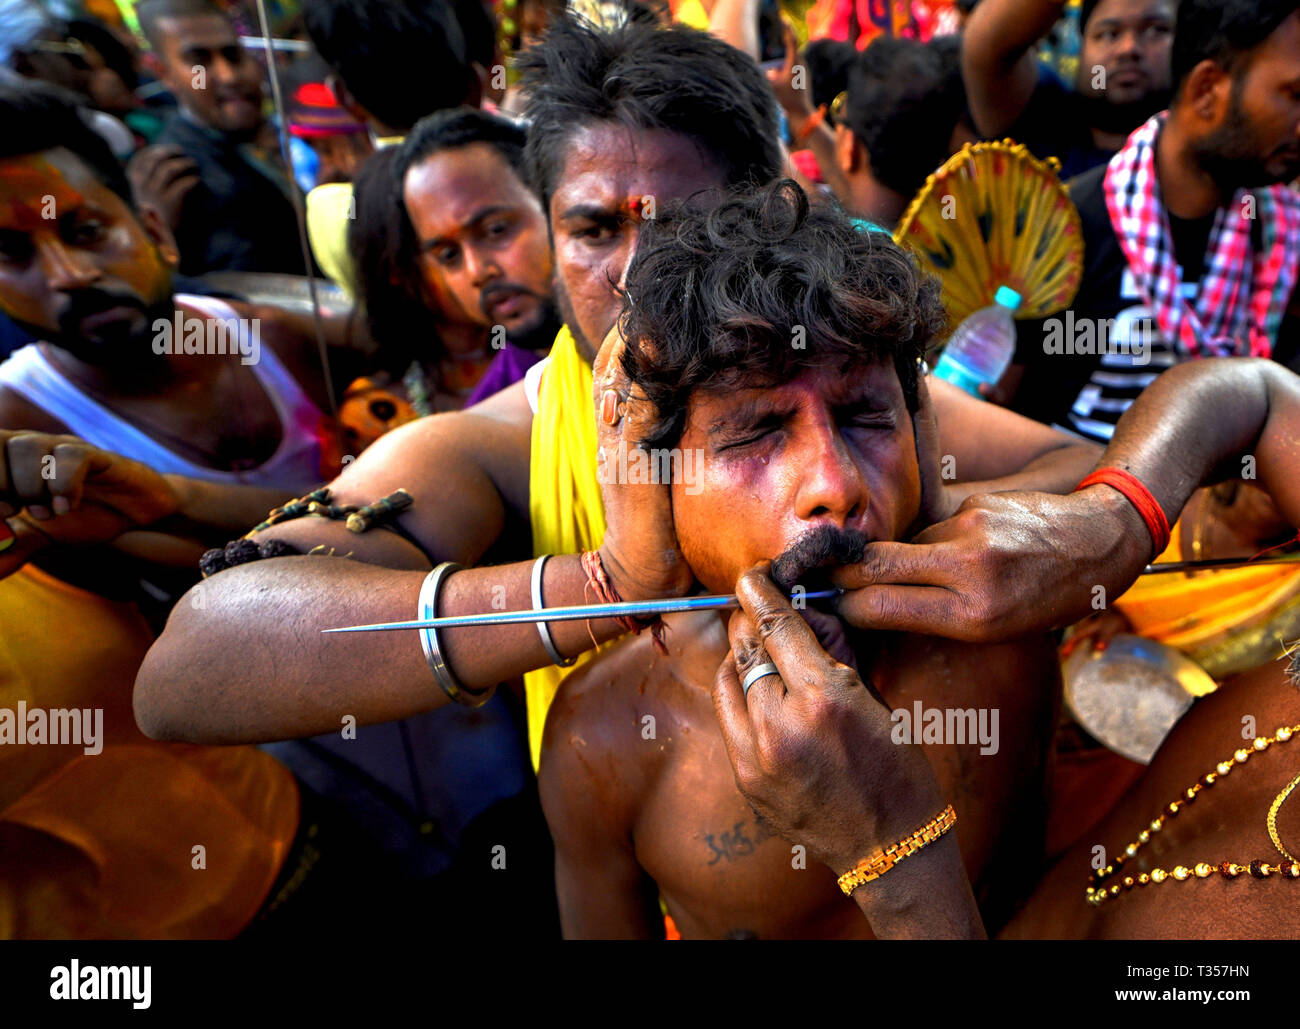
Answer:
(1101, 359, 1300, 530)
(100, 478, 300, 569)
(962, 0, 1066, 136)
(850, 834, 987, 940)
(930, 377, 1103, 492)
(134, 549, 636, 744)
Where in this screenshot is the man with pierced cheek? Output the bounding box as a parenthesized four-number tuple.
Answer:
(537, 181, 1062, 940)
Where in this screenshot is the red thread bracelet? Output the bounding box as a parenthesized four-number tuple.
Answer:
(1074, 468, 1171, 560)
(580, 550, 668, 654)
(795, 105, 827, 146)
(581, 549, 641, 635)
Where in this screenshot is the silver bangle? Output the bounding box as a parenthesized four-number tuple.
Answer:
(418, 562, 491, 707)
(531, 555, 576, 667)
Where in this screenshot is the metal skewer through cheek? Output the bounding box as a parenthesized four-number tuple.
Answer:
(320, 552, 1300, 635)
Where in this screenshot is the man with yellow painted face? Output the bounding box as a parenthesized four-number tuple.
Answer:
(0, 81, 323, 939)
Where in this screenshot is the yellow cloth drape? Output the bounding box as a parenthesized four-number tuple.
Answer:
(305, 136, 404, 299)
(305, 182, 359, 299)
(523, 326, 609, 770)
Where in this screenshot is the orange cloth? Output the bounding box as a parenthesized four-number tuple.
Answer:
(0, 564, 298, 939)
(1114, 520, 1300, 651)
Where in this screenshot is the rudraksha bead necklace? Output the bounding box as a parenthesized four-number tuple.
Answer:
(1087, 724, 1300, 907)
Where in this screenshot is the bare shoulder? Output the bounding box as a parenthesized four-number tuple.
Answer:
(0, 383, 69, 434)
(540, 633, 674, 796)
(539, 611, 728, 814)
(465, 376, 534, 429)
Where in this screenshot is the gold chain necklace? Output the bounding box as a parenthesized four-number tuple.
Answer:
(1086, 723, 1300, 907)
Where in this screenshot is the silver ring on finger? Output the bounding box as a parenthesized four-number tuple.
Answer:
(742, 662, 781, 697)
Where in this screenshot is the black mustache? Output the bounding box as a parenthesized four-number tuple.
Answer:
(57, 288, 146, 336)
(769, 525, 868, 594)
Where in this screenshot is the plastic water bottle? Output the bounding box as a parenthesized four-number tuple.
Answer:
(932, 286, 1023, 398)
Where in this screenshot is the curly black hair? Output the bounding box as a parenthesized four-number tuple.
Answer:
(619, 180, 945, 451)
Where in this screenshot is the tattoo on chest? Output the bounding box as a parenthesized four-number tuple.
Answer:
(702, 815, 779, 865)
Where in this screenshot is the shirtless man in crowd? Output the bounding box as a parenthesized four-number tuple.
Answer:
(538, 181, 1060, 939)
(136, 15, 1097, 752)
(714, 356, 1300, 939)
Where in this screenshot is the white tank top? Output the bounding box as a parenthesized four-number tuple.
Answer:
(524, 354, 549, 416)
(0, 294, 326, 491)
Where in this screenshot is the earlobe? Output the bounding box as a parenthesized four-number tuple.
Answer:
(1186, 59, 1227, 121)
(138, 204, 180, 267)
(834, 124, 856, 175)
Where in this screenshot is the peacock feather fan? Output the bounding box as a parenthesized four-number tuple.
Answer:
(894, 140, 1084, 334)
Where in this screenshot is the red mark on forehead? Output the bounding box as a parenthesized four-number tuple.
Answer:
(0, 156, 84, 232)
(620, 195, 649, 223)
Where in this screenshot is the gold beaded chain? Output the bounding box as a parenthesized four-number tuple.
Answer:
(1086, 724, 1300, 907)
(1267, 772, 1300, 863)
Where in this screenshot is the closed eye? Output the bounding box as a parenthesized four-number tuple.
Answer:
(0, 230, 33, 264)
(67, 219, 107, 246)
(569, 218, 620, 243)
(839, 400, 896, 430)
(716, 413, 787, 450)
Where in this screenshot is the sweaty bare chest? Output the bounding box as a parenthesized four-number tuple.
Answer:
(630, 718, 870, 940)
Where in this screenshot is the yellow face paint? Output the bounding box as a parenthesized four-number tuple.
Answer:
(0, 155, 84, 231)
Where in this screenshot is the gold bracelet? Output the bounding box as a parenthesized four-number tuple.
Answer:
(836, 804, 957, 896)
